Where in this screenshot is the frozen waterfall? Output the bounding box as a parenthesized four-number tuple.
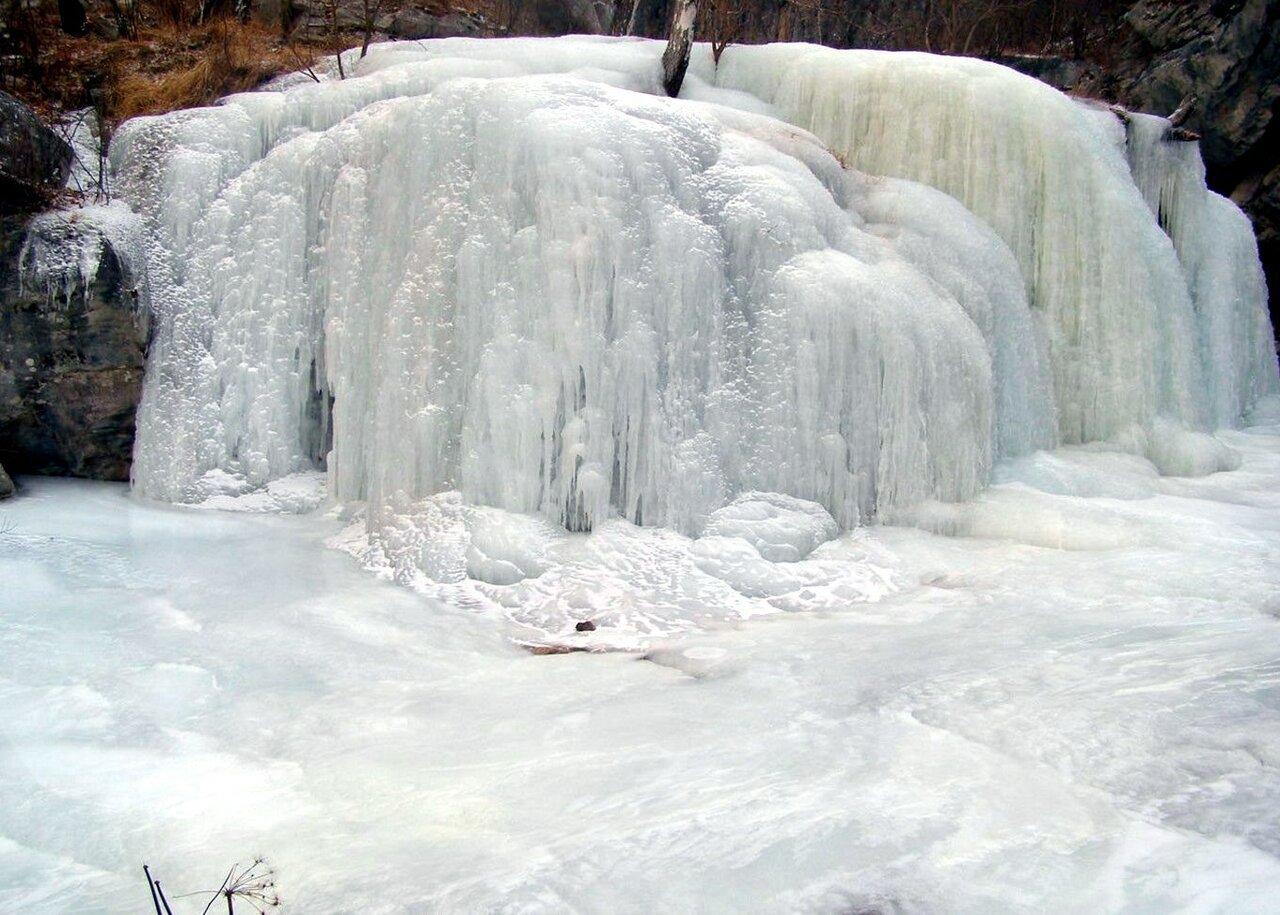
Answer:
(702, 45, 1278, 444)
(112, 37, 1277, 549)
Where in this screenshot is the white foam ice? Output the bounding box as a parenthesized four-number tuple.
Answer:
(330, 488, 898, 644)
(17, 204, 146, 310)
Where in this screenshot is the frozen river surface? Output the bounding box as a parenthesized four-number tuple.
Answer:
(3, 421, 1280, 913)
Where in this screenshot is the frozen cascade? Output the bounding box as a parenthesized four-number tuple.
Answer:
(1119, 110, 1279, 428)
(112, 37, 1277, 558)
(116, 67, 1037, 534)
(700, 43, 1277, 445)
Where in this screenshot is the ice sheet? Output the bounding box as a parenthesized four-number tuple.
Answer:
(3, 415, 1280, 912)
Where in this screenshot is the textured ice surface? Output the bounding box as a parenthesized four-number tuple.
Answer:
(1118, 110, 1279, 428)
(4, 414, 1280, 912)
(18, 204, 146, 309)
(702, 44, 1279, 442)
(330, 489, 896, 642)
(110, 37, 1277, 579)
(117, 66, 1014, 533)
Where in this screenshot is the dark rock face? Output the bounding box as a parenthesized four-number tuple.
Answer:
(388, 8, 484, 39)
(625, 0, 669, 36)
(990, 55, 1096, 92)
(1125, 0, 1224, 52)
(0, 91, 73, 215)
(0, 461, 12, 498)
(536, 0, 603, 34)
(1120, 0, 1280, 330)
(0, 214, 147, 482)
(1123, 0, 1278, 177)
(289, 0, 491, 41)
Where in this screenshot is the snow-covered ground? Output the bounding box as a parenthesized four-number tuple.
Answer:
(3, 416, 1280, 913)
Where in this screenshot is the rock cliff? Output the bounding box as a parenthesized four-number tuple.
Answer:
(0, 211, 147, 483)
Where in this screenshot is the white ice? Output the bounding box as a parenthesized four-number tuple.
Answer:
(12, 40, 1279, 909)
(108, 37, 1277, 593)
(3, 413, 1280, 912)
(701, 44, 1279, 442)
(115, 63, 1024, 535)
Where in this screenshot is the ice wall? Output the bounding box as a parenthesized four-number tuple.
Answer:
(699, 44, 1277, 442)
(1119, 111, 1279, 427)
(115, 63, 1050, 533)
(111, 37, 1277, 543)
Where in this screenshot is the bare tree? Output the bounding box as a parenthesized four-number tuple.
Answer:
(318, 0, 347, 78)
(358, 0, 386, 58)
(705, 0, 743, 63)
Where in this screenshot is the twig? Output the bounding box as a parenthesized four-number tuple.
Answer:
(144, 866, 163, 915)
(156, 881, 175, 915)
(200, 866, 237, 915)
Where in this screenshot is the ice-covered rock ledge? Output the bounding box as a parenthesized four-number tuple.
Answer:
(1, 91, 150, 485)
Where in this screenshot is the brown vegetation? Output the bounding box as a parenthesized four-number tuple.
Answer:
(0, 0, 1136, 128)
(2, 2, 301, 123)
(109, 20, 297, 120)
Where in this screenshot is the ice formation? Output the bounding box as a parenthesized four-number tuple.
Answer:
(1119, 110, 1278, 428)
(111, 37, 1278, 562)
(703, 45, 1278, 442)
(17, 206, 145, 310)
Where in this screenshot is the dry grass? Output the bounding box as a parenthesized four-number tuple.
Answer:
(110, 20, 298, 121)
(4, 4, 327, 125)
(7, 0, 510, 126)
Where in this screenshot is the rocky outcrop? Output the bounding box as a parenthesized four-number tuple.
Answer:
(534, 0, 605, 34)
(289, 0, 493, 40)
(387, 7, 484, 40)
(0, 460, 13, 498)
(0, 211, 147, 481)
(1123, 0, 1278, 179)
(0, 91, 73, 215)
(0, 83, 146, 486)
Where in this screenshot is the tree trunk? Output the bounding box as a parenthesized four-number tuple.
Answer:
(662, 0, 697, 97)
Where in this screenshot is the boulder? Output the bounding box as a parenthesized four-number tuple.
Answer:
(535, 0, 603, 34)
(388, 8, 483, 39)
(0, 460, 12, 499)
(593, 0, 615, 32)
(0, 92, 73, 214)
